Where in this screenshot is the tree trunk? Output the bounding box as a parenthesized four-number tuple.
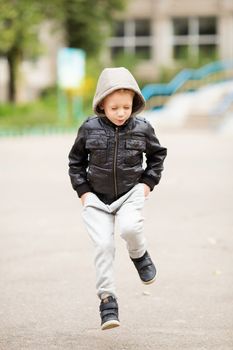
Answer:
(6, 49, 19, 103)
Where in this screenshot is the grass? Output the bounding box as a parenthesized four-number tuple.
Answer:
(0, 90, 93, 136)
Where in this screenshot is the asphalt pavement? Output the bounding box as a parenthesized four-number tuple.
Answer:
(0, 128, 233, 350)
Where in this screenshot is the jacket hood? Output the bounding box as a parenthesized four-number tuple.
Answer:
(93, 67, 146, 117)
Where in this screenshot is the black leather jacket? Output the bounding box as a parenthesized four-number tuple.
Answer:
(68, 116, 167, 204)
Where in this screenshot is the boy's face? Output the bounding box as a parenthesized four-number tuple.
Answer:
(101, 90, 134, 126)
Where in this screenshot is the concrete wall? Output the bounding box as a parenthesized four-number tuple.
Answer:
(0, 59, 9, 102)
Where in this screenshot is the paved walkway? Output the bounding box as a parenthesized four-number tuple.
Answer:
(0, 129, 233, 350)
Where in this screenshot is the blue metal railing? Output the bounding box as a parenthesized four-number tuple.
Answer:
(142, 60, 233, 109)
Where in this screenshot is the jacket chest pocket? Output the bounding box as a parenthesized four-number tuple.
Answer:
(124, 139, 146, 166)
(86, 137, 108, 166)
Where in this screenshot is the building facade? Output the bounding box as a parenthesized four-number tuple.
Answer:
(108, 0, 233, 79)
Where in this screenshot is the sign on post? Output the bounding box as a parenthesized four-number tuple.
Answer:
(57, 48, 85, 121)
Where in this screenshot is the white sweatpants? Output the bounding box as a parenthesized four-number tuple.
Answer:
(82, 183, 147, 299)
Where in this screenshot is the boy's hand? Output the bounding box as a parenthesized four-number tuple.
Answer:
(81, 192, 91, 206)
(143, 184, 150, 197)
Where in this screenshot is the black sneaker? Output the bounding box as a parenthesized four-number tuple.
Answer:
(131, 251, 156, 284)
(99, 296, 120, 330)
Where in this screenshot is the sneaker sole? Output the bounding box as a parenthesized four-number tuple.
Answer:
(101, 320, 120, 330)
(142, 276, 156, 285)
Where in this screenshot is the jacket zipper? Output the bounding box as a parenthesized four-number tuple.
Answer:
(113, 127, 119, 199)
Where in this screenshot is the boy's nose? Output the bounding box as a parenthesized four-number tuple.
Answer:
(117, 109, 124, 117)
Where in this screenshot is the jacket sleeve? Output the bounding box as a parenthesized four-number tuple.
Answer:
(140, 122, 167, 191)
(68, 124, 92, 197)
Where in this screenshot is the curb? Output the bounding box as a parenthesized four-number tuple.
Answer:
(0, 126, 78, 138)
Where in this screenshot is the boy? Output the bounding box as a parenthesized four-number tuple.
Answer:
(68, 67, 167, 330)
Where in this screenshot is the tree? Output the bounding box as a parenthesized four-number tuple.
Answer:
(0, 0, 125, 103)
(0, 1, 50, 102)
(63, 0, 125, 55)
(0, 0, 68, 102)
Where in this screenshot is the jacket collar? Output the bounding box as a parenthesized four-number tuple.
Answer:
(101, 116, 133, 129)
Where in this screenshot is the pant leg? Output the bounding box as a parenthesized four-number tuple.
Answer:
(116, 184, 147, 259)
(82, 193, 116, 299)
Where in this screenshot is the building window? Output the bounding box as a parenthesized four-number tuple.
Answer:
(135, 19, 151, 36)
(114, 21, 124, 37)
(199, 17, 217, 35)
(173, 18, 188, 36)
(172, 17, 218, 61)
(174, 45, 189, 60)
(109, 19, 152, 60)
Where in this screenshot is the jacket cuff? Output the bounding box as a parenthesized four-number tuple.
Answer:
(76, 183, 92, 198)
